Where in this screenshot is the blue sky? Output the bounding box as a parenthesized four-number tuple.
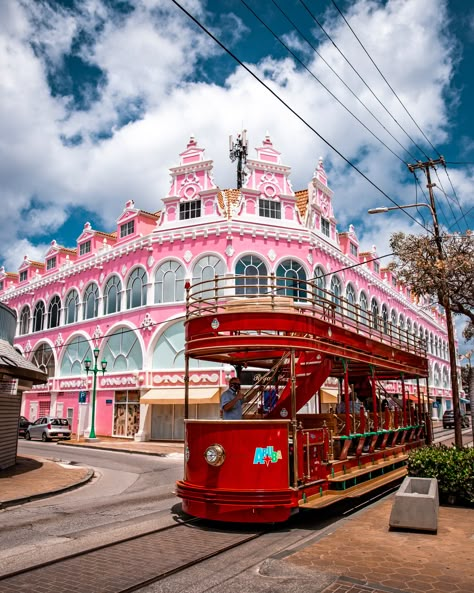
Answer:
(1, 0, 473, 344)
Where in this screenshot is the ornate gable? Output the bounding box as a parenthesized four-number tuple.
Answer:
(117, 200, 139, 224)
(167, 135, 217, 200)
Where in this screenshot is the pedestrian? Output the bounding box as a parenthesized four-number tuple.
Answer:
(220, 377, 244, 420)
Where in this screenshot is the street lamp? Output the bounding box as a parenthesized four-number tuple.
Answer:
(84, 347, 107, 440)
(368, 201, 463, 446)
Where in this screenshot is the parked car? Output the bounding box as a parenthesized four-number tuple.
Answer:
(442, 410, 470, 429)
(18, 416, 31, 437)
(25, 417, 72, 441)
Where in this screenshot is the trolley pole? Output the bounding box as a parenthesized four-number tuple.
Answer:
(407, 157, 463, 448)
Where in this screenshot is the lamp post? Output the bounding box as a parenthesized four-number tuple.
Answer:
(84, 347, 107, 440)
(368, 200, 463, 447)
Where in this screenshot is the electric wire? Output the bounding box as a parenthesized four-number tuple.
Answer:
(433, 168, 464, 233)
(330, 0, 439, 160)
(267, 0, 414, 163)
(239, 0, 406, 164)
(442, 164, 470, 231)
(298, 0, 430, 161)
(169, 0, 431, 234)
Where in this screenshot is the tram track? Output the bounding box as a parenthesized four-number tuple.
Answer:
(0, 477, 422, 593)
(0, 517, 265, 593)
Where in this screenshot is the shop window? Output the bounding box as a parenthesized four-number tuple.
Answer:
(113, 390, 140, 437)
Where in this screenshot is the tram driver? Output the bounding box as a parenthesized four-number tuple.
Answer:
(220, 378, 244, 420)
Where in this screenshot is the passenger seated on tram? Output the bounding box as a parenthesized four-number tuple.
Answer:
(336, 392, 362, 413)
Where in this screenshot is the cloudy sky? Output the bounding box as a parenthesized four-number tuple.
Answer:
(1, 1, 473, 278)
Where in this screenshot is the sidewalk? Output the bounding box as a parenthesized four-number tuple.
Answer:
(285, 496, 474, 593)
(0, 455, 93, 508)
(0, 437, 183, 509)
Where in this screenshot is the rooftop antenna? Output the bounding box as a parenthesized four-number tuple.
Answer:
(229, 130, 248, 189)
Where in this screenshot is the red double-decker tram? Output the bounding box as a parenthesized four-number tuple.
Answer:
(176, 276, 430, 523)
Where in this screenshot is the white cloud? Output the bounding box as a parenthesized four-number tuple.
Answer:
(0, 0, 473, 273)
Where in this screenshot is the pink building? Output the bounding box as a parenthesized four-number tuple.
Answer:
(0, 135, 455, 440)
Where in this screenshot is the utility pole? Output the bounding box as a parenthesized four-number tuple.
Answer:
(229, 130, 248, 189)
(408, 157, 463, 448)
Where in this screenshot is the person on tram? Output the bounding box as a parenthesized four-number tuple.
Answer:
(220, 377, 244, 419)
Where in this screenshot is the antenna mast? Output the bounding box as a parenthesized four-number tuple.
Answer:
(229, 130, 248, 189)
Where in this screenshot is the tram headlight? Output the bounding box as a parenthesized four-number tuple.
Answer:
(204, 444, 226, 467)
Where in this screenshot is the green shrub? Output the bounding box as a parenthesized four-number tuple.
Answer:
(407, 445, 474, 505)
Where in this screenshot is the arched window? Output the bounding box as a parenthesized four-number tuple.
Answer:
(359, 292, 369, 325)
(104, 275, 122, 315)
(433, 363, 441, 386)
(442, 367, 448, 388)
(330, 275, 342, 312)
(127, 268, 147, 309)
(313, 266, 326, 301)
(370, 298, 379, 330)
(381, 304, 389, 334)
(30, 343, 55, 377)
(154, 261, 184, 303)
(48, 295, 61, 329)
(33, 301, 45, 332)
(83, 283, 99, 320)
(430, 332, 434, 355)
(235, 255, 267, 296)
(152, 321, 215, 369)
(346, 284, 356, 319)
(102, 328, 143, 371)
(65, 290, 79, 325)
(191, 255, 225, 300)
(60, 336, 92, 376)
(276, 259, 307, 301)
(391, 309, 397, 338)
(19, 306, 30, 335)
(399, 314, 405, 342)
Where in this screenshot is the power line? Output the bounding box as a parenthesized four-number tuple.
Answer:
(169, 0, 432, 234)
(266, 0, 414, 163)
(330, 0, 439, 160)
(298, 0, 430, 161)
(433, 168, 464, 233)
(441, 164, 470, 231)
(239, 0, 406, 164)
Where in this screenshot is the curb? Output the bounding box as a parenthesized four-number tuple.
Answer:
(0, 467, 95, 510)
(57, 441, 182, 458)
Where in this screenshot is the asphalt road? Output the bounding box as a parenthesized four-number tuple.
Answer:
(0, 442, 183, 575)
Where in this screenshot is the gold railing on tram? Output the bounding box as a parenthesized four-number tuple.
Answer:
(185, 274, 427, 357)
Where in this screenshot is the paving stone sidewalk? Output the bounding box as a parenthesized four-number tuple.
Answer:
(285, 497, 474, 593)
(0, 455, 93, 508)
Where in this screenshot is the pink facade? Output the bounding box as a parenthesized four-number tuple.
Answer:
(0, 134, 455, 440)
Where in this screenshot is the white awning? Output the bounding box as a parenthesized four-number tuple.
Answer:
(140, 387, 220, 405)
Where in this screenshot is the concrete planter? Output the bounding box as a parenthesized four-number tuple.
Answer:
(389, 476, 439, 533)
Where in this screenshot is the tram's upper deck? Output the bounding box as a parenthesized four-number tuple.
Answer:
(184, 274, 428, 381)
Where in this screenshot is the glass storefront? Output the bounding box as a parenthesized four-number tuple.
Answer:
(113, 390, 140, 437)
